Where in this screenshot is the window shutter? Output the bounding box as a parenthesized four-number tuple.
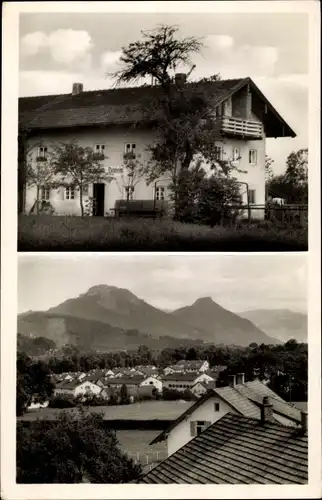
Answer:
(190, 421, 197, 437)
(205, 421, 211, 429)
(59, 187, 65, 201)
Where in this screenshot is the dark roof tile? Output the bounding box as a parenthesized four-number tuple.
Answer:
(139, 413, 307, 484)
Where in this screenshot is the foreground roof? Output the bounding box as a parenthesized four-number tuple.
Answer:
(150, 387, 260, 445)
(235, 380, 302, 424)
(139, 413, 308, 484)
(19, 77, 296, 137)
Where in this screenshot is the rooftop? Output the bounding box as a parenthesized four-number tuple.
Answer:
(139, 413, 308, 484)
(19, 77, 296, 137)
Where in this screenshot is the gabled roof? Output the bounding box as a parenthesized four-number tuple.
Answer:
(150, 386, 260, 445)
(103, 376, 145, 386)
(19, 77, 296, 137)
(139, 413, 308, 484)
(235, 381, 302, 424)
(162, 372, 200, 382)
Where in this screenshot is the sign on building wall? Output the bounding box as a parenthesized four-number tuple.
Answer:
(108, 167, 124, 175)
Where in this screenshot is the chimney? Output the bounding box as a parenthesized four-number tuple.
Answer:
(228, 374, 236, 388)
(236, 373, 245, 385)
(72, 83, 83, 95)
(300, 411, 308, 434)
(174, 73, 187, 88)
(261, 396, 274, 424)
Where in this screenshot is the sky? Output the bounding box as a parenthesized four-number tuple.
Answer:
(19, 11, 309, 175)
(18, 254, 307, 315)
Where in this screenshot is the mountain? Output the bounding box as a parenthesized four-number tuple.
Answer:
(44, 285, 202, 339)
(17, 312, 203, 352)
(171, 297, 279, 346)
(238, 309, 307, 343)
(17, 286, 279, 350)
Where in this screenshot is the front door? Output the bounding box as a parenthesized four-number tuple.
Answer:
(93, 183, 105, 216)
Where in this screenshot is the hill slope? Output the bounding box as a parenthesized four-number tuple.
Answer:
(171, 297, 279, 346)
(18, 286, 279, 349)
(238, 309, 307, 343)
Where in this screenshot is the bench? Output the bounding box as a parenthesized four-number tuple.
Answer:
(113, 200, 168, 219)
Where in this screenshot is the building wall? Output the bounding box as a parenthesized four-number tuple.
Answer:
(74, 381, 102, 396)
(191, 383, 208, 397)
(140, 377, 163, 392)
(24, 123, 266, 218)
(167, 396, 236, 456)
(162, 379, 196, 391)
(24, 126, 169, 215)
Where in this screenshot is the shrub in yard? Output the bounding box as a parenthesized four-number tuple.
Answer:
(17, 409, 142, 483)
(48, 394, 76, 408)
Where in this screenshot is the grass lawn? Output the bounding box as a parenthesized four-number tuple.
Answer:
(18, 400, 193, 422)
(115, 430, 167, 468)
(18, 215, 308, 251)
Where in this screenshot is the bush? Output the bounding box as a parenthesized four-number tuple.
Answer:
(16, 409, 142, 483)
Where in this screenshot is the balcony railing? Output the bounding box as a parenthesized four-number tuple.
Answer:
(221, 116, 263, 139)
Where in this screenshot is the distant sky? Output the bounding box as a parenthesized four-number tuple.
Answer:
(18, 254, 307, 315)
(19, 11, 309, 175)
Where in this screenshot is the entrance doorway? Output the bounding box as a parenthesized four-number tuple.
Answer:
(93, 183, 105, 216)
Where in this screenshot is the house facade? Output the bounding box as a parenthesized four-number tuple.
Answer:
(151, 377, 302, 457)
(54, 380, 103, 398)
(19, 77, 296, 218)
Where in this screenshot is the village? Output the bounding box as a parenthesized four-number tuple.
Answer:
(22, 357, 308, 483)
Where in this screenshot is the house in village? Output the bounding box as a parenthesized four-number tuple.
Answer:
(163, 360, 209, 375)
(54, 379, 104, 399)
(191, 379, 216, 397)
(19, 76, 296, 217)
(161, 372, 215, 393)
(151, 375, 303, 457)
(138, 401, 308, 484)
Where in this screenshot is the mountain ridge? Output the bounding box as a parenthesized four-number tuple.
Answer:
(18, 285, 279, 349)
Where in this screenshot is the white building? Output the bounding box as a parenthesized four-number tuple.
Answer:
(139, 376, 163, 392)
(151, 377, 303, 457)
(19, 76, 296, 218)
(54, 380, 103, 398)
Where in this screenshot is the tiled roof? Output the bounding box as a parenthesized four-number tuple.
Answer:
(150, 387, 260, 445)
(19, 78, 247, 131)
(215, 386, 261, 419)
(162, 372, 200, 382)
(235, 381, 301, 423)
(103, 376, 145, 386)
(139, 413, 308, 484)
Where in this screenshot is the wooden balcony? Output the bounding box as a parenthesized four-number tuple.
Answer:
(221, 116, 263, 139)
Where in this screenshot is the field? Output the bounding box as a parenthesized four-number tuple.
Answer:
(18, 215, 308, 251)
(18, 400, 193, 422)
(116, 430, 167, 470)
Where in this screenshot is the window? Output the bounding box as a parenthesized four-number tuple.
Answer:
(95, 144, 105, 155)
(37, 146, 48, 159)
(249, 149, 257, 165)
(155, 186, 165, 201)
(249, 189, 256, 204)
(214, 402, 220, 412)
(65, 187, 75, 200)
(232, 147, 240, 161)
(125, 143, 136, 158)
(190, 420, 212, 436)
(214, 146, 223, 161)
(41, 186, 50, 201)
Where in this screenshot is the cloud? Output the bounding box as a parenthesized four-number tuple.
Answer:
(20, 29, 94, 68)
(47, 29, 94, 65)
(21, 31, 48, 56)
(100, 50, 122, 68)
(205, 35, 234, 51)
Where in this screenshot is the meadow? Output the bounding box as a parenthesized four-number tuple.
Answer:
(18, 215, 308, 251)
(18, 400, 193, 422)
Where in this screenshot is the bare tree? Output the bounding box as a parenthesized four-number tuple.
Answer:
(111, 25, 202, 89)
